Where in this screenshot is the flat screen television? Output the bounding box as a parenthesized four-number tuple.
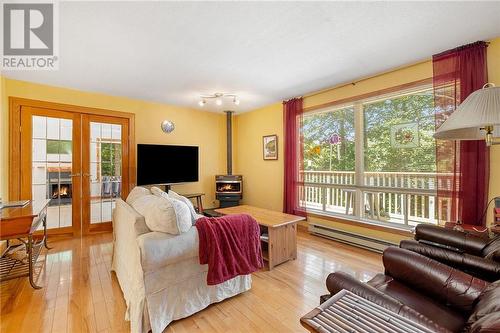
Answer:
(137, 144, 199, 185)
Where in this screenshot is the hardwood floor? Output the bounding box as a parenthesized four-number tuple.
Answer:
(0, 231, 382, 333)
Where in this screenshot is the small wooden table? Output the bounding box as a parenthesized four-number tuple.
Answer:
(181, 193, 204, 213)
(215, 205, 305, 270)
(444, 222, 493, 239)
(491, 224, 500, 235)
(0, 199, 51, 289)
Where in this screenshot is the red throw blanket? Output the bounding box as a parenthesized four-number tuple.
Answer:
(195, 214, 264, 285)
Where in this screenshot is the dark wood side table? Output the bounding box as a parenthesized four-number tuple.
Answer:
(0, 199, 51, 289)
(301, 290, 433, 333)
(444, 222, 500, 239)
(180, 193, 205, 213)
(490, 224, 500, 235)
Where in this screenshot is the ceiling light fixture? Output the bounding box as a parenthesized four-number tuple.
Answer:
(197, 93, 240, 107)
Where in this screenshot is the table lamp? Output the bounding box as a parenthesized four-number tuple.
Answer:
(434, 83, 500, 146)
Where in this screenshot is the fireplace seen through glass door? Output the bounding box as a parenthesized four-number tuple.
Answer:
(31, 115, 74, 229)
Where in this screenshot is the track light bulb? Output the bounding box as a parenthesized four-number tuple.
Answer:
(233, 98, 240, 105)
(198, 99, 205, 107)
(215, 98, 223, 106)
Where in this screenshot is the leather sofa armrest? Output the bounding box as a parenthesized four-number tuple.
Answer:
(483, 237, 500, 262)
(414, 224, 488, 256)
(400, 240, 500, 282)
(325, 272, 451, 333)
(383, 247, 489, 313)
(326, 272, 402, 310)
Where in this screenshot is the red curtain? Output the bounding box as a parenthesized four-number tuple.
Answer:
(433, 41, 489, 225)
(283, 97, 306, 216)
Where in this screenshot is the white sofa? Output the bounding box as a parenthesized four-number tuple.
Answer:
(111, 198, 252, 333)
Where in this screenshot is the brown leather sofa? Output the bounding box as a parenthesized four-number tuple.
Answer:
(400, 224, 500, 281)
(326, 247, 500, 333)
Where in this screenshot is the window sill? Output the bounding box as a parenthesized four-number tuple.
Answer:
(306, 210, 414, 237)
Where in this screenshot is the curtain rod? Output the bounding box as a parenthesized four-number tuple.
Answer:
(433, 41, 489, 59)
(303, 58, 431, 99)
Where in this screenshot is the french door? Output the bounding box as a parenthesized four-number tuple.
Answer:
(17, 104, 132, 236)
(20, 107, 82, 235)
(82, 114, 129, 234)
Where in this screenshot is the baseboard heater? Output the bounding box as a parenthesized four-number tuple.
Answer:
(308, 223, 398, 253)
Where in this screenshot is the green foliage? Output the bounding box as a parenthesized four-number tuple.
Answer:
(303, 89, 436, 173)
(364, 90, 435, 172)
(47, 140, 72, 155)
(100, 143, 122, 176)
(303, 107, 355, 171)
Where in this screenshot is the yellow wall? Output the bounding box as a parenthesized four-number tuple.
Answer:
(235, 37, 500, 241)
(303, 60, 432, 109)
(0, 78, 227, 208)
(233, 102, 284, 211)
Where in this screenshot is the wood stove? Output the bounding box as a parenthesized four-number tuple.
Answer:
(215, 175, 242, 208)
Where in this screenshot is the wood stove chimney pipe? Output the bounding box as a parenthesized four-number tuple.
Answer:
(224, 110, 234, 175)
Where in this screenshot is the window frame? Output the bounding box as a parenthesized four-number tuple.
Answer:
(302, 80, 436, 230)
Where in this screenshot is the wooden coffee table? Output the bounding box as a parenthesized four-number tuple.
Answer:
(215, 205, 305, 269)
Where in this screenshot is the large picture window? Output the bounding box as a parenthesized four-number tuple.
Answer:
(302, 84, 439, 228)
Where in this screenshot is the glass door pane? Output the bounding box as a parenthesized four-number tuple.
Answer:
(88, 122, 123, 225)
(31, 115, 74, 229)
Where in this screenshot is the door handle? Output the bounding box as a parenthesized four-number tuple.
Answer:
(69, 173, 81, 177)
(82, 173, 91, 177)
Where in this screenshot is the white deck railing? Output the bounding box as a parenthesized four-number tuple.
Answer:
(301, 171, 453, 226)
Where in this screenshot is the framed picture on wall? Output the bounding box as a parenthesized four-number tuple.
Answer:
(263, 134, 278, 160)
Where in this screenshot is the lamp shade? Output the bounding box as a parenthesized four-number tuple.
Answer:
(434, 86, 500, 140)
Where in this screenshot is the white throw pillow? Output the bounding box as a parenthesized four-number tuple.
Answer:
(150, 186, 165, 197)
(168, 190, 199, 224)
(126, 186, 151, 205)
(151, 187, 192, 233)
(130, 194, 180, 235)
(169, 197, 192, 233)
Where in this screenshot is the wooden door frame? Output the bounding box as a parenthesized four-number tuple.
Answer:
(9, 97, 136, 234)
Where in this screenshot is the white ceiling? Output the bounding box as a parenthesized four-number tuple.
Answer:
(3, 1, 500, 112)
